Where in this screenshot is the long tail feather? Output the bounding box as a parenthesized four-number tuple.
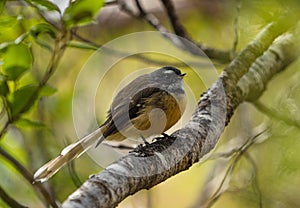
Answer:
(33, 128, 104, 183)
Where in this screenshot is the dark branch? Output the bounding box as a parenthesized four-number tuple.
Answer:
(232, 0, 242, 55)
(118, 0, 231, 62)
(70, 30, 215, 68)
(0, 185, 28, 208)
(0, 147, 58, 208)
(144, 0, 231, 62)
(160, 0, 189, 38)
(122, 0, 201, 55)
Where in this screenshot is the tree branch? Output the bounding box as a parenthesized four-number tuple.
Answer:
(62, 18, 299, 208)
(0, 147, 58, 207)
(160, 0, 190, 39)
(70, 31, 214, 68)
(159, 0, 232, 62)
(196, 128, 268, 207)
(119, 0, 231, 62)
(0, 185, 28, 208)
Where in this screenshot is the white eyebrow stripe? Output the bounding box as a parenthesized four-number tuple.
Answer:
(164, 70, 174, 74)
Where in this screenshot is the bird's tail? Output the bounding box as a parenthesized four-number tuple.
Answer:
(33, 128, 104, 183)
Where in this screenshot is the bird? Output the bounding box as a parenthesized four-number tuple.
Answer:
(33, 66, 187, 182)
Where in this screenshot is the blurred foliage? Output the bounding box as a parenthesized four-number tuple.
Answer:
(63, 0, 104, 27)
(0, 0, 300, 207)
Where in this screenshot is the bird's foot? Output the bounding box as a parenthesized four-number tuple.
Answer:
(152, 133, 175, 142)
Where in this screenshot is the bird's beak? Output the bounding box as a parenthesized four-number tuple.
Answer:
(179, 73, 186, 78)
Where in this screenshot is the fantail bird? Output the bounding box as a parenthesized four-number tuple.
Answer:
(33, 66, 187, 182)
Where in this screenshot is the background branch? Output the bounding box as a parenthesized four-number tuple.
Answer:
(200, 129, 268, 207)
(159, 0, 232, 62)
(0, 147, 58, 207)
(119, 0, 231, 62)
(0, 185, 28, 208)
(70, 31, 214, 68)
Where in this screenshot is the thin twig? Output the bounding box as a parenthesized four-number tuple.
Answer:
(160, 0, 190, 38)
(0, 147, 58, 207)
(35, 100, 52, 167)
(0, 185, 28, 208)
(133, 0, 232, 62)
(64, 137, 83, 188)
(68, 161, 83, 188)
(205, 129, 268, 207)
(40, 34, 68, 86)
(244, 153, 263, 208)
(205, 157, 235, 207)
(133, 0, 205, 57)
(232, 0, 241, 56)
(208, 128, 269, 160)
(70, 30, 215, 68)
(31, 99, 58, 200)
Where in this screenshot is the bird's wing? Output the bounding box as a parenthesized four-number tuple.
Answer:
(102, 86, 162, 138)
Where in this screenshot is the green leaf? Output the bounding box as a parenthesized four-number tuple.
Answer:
(30, 23, 57, 39)
(8, 85, 38, 116)
(15, 118, 46, 129)
(39, 85, 57, 97)
(63, 0, 104, 28)
(26, 0, 61, 12)
(0, 15, 17, 28)
(0, 76, 9, 96)
(30, 23, 57, 50)
(2, 43, 33, 80)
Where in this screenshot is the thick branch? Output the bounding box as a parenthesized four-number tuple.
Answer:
(237, 34, 298, 101)
(62, 21, 298, 208)
(221, 19, 297, 123)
